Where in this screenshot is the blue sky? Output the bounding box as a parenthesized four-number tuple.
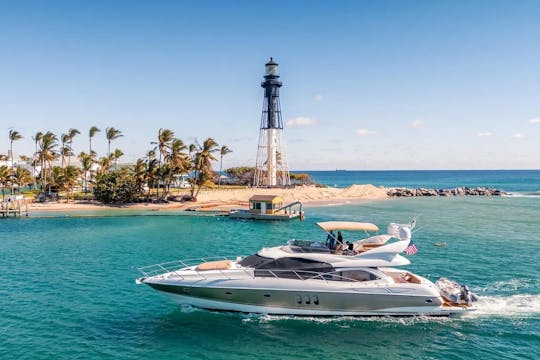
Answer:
(1, 0, 539, 170)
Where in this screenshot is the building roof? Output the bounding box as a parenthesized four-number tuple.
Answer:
(249, 194, 283, 203)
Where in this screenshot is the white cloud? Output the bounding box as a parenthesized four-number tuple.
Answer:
(286, 117, 317, 127)
(408, 120, 424, 129)
(356, 128, 377, 136)
(477, 132, 494, 137)
(314, 94, 323, 101)
(511, 133, 524, 139)
(528, 118, 540, 124)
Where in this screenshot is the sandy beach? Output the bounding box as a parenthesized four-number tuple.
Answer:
(26, 184, 389, 213)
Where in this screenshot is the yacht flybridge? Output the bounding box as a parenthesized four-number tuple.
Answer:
(136, 221, 477, 316)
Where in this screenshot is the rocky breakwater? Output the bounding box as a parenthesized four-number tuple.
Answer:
(387, 187, 509, 197)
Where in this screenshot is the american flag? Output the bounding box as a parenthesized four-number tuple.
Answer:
(405, 239, 418, 255)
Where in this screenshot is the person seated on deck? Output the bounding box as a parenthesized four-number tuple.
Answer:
(343, 241, 355, 255)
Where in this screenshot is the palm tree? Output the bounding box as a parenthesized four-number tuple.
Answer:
(60, 133, 70, 168)
(0, 165, 10, 201)
(79, 152, 93, 193)
(218, 145, 232, 187)
(67, 128, 80, 166)
(61, 165, 80, 203)
(132, 158, 147, 194)
(8, 129, 23, 169)
(32, 132, 43, 188)
(112, 148, 124, 166)
(98, 155, 113, 176)
(13, 167, 32, 194)
(89, 126, 100, 154)
(190, 137, 219, 198)
(105, 127, 123, 156)
(155, 129, 174, 199)
(167, 139, 189, 193)
(37, 132, 59, 192)
(49, 166, 63, 197)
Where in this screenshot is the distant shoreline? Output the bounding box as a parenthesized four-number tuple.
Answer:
(22, 183, 514, 215)
(26, 184, 389, 214)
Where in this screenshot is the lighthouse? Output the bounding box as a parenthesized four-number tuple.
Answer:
(254, 58, 291, 187)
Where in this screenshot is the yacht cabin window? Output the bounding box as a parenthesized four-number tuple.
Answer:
(335, 270, 379, 282)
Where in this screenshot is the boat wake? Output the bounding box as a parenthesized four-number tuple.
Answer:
(241, 314, 453, 325)
(465, 294, 540, 318)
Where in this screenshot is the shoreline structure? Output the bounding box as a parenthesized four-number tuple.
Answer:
(25, 184, 508, 214)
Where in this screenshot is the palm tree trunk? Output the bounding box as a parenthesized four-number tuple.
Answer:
(33, 140, 38, 189)
(218, 155, 223, 187)
(10, 141, 14, 195)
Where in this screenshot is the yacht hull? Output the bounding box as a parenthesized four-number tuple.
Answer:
(144, 281, 470, 316)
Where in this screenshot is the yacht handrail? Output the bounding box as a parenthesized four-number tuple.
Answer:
(137, 257, 381, 284)
(137, 256, 237, 277)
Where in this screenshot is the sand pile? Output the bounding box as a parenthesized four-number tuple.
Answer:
(338, 184, 388, 199)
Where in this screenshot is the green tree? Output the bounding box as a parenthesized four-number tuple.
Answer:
(13, 167, 33, 193)
(60, 133, 71, 168)
(94, 169, 141, 204)
(32, 132, 43, 188)
(225, 166, 255, 186)
(167, 138, 189, 195)
(66, 128, 80, 166)
(132, 158, 147, 194)
(37, 132, 59, 193)
(89, 126, 100, 154)
(218, 145, 232, 187)
(79, 152, 94, 193)
(155, 129, 174, 199)
(8, 129, 23, 169)
(112, 148, 124, 166)
(190, 138, 219, 198)
(0, 165, 10, 201)
(98, 154, 114, 176)
(61, 165, 80, 203)
(105, 127, 123, 156)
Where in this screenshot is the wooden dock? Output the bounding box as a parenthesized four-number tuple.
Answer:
(1, 198, 29, 218)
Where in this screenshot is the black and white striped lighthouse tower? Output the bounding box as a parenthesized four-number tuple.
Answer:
(254, 57, 290, 187)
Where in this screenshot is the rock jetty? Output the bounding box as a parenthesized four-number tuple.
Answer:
(387, 187, 508, 197)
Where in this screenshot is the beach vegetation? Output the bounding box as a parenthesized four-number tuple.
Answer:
(93, 169, 141, 204)
(290, 173, 313, 185)
(4, 127, 233, 204)
(225, 166, 255, 186)
(0, 165, 10, 201)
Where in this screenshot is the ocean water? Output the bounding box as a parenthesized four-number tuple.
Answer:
(306, 169, 540, 194)
(1, 171, 539, 359)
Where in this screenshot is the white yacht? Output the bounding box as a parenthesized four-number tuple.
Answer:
(136, 221, 477, 316)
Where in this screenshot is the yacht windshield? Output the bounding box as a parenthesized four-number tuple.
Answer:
(239, 254, 334, 279)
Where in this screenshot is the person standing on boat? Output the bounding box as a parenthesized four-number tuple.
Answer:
(326, 230, 336, 250)
(337, 231, 344, 248)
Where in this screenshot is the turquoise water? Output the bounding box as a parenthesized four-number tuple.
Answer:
(1, 195, 539, 359)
